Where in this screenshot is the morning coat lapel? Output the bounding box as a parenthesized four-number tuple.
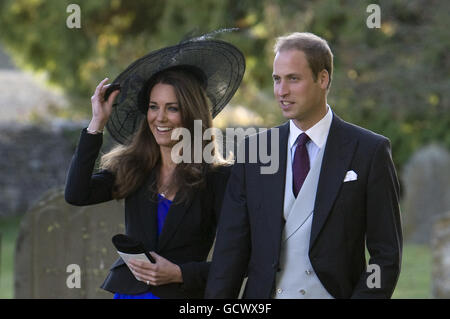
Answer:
(309, 114, 358, 250)
(261, 122, 289, 254)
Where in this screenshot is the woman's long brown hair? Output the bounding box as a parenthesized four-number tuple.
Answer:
(100, 68, 231, 202)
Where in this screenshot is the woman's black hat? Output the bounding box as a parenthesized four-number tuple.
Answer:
(105, 33, 245, 144)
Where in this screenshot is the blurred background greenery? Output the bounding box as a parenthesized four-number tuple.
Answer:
(0, 0, 448, 170)
(0, 0, 448, 298)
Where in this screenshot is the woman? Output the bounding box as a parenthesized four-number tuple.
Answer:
(65, 37, 245, 298)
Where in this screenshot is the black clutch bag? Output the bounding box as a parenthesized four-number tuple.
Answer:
(112, 234, 156, 263)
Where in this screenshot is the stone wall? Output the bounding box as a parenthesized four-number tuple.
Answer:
(0, 122, 86, 217)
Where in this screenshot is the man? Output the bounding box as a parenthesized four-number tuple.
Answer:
(205, 32, 402, 299)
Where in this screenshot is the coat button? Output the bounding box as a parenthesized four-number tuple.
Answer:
(299, 289, 306, 295)
(277, 288, 283, 294)
(305, 269, 312, 275)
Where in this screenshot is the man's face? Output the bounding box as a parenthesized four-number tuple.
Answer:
(273, 49, 327, 129)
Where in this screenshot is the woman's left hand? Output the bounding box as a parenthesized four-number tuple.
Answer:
(128, 252, 183, 286)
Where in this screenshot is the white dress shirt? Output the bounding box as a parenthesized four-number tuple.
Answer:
(288, 105, 333, 165)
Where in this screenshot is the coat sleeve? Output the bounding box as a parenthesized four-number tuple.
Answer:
(177, 165, 232, 295)
(351, 137, 403, 298)
(205, 146, 252, 298)
(64, 128, 115, 206)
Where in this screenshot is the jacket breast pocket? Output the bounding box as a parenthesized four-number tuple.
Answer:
(334, 180, 365, 220)
(338, 179, 363, 200)
(334, 181, 366, 238)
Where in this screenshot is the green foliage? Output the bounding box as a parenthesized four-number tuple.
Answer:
(0, 0, 448, 172)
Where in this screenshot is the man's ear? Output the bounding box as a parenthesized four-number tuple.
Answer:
(318, 69, 330, 89)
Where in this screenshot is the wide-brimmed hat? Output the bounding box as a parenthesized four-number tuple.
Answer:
(105, 34, 245, 144)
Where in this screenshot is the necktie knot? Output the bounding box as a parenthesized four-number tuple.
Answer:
(292, 133, 310, 197)
(296, 133, 310, 147)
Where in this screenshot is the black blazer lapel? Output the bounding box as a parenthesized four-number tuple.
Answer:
(261, 122, 289, 260)
(309, 114, 358, 250)
(137, 171, 159, 251)
(157, 191, 194, 251)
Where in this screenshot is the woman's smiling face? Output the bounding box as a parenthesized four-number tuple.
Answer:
(147, 83, 183, 148)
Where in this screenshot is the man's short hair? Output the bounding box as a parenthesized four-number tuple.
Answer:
(274, 32, 333, 89)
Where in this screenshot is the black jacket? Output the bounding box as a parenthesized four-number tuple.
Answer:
(65, 129, 230, 298)
(205, 114, 402, 299)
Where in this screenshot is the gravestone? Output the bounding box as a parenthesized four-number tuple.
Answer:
(15, 188, 125, 298)
(402, 144, 450, 244)
(431, 211, 450, 298)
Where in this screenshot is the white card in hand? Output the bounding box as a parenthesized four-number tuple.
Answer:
(117, 251, 154, 281)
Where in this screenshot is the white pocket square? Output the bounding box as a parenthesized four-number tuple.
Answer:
(343, 170, 358, 182)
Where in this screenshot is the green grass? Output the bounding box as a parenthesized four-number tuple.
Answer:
(392, 244, 432, 298)
(0, 215, 432, 298)
(0, 216, 21, 299)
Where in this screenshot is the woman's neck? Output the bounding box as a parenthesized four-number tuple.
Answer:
(159, 146, 176, 171)
(157, 146, 177, 200)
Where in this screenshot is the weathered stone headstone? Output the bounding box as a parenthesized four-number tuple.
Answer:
(15, 188, 125, 298)
(431, 211, 450, 298)
(402, 144, 450, 244)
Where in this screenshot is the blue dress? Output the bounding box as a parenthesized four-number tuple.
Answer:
(114, 193, 172, 299)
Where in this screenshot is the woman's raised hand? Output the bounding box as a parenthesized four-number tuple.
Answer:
(88, 77, 120, 132)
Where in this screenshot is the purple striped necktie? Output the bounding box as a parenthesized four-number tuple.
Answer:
(292, 133, 310, 197)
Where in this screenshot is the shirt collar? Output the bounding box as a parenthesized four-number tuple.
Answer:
(289, 105, 333, 150)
